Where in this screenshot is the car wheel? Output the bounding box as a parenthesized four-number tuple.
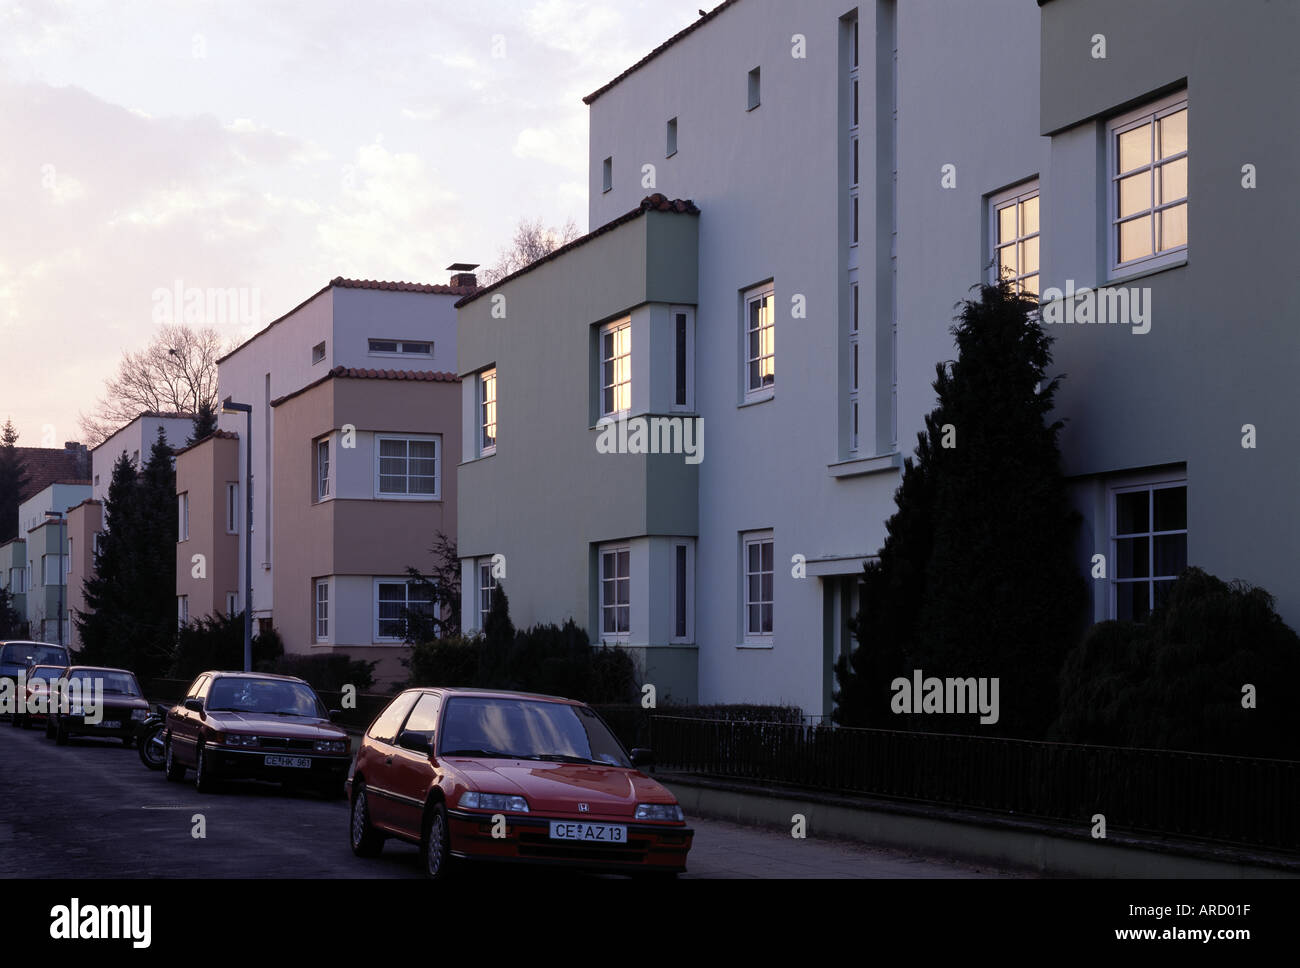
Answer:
(164, 737, 186, 782)
(421, 801, 452, 880)
(54, 719, 69, 746)
(139, 728, 166, 771)
(349, 783, 385, 857)
(193, 744, 220, 793)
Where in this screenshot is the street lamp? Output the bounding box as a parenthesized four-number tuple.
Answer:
(221, 397, 253, 672)
(43, 509, 65, 645)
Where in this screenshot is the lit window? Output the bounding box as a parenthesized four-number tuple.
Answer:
(990, 180, 1040, 297)
(600, 318, 631, 417)
(1110, 92, 1187, 274)
(479, 369, 497, 455)
(744, 284, 776, 397)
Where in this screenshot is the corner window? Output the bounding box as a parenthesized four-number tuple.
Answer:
(599, 545, 630, 643)
(477, 560, 498, 631)
(673, 307, 695, 411)
(990, 180, 1040, 297)
(177, 595, 189, 628)
(600, 318, 631, 417)
(376, 435, 440, 499)
(479, 369, 497, 456)
(742, 531, 774, 645)
(1109, 92, 1187, 275)
(672, 541, 694, 643)
(375, 578, 435, 642)
(744, 284, 776, 398)
(315, 580, 329, 642)
(1111, 479, 1187, 622)
(316, 438, 331, 500)
(225, 483, 238, 534)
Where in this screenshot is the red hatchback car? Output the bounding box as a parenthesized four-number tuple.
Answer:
(347, 688, 693, 878)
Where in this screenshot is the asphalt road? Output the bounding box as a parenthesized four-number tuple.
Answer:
(0, 720, 1015, 879)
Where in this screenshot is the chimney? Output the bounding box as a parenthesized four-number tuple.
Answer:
(447, 262, 479, 289)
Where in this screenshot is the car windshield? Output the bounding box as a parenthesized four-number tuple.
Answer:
(439, 697, 630, 768)
(67, 670, 142, 696)
(2, 644, 69, 667)
(27, 667, 63, 683)
(207, 678, 324, 717)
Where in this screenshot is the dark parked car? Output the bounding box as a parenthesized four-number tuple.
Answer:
(346, 688, 693, 879)
(163, 671, 349, 796)
(11, 663, 65, 730)
(46, 666, 149, 746)
(0, 641, 71, 716)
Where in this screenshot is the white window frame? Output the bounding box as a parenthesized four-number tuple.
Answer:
(671, 540, 695, 644)
(599, 544, 631, 644)
(743, 283, 776, 400)
(368, 338, 433, 358)
(316, 437, 331, 500)
(477, 559, 498, 631)
(1108, 472, 1188, 622)
(315, 579, 329, 642)
(479, 368, 497, 457)
(312, 341, 326, 365)
(225, 483, 238, 534)
(1108, 90, 1188, 277)
(178, 492, 189, 542)
(374, 577, 436, 643)
(374, 434, 441, 500)
(741, 530, 775, 647)
(599, 317, 632, 418)
(989, 179, 1041, 297)
(848, 277, 861, 453)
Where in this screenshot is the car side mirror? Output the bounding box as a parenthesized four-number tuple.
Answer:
(630, 748, 654, 769)
(328, 709, 342, 723)
(183, 698, 203, 713)
(397, 730, 433, 754)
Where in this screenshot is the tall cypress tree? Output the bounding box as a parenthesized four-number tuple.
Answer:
(77, 453, 140, 668)
(135, 427, 180, 676)
(0, 419, 29, 543)
(187, 398, 218, 445)
(835, 280, 1085, 737)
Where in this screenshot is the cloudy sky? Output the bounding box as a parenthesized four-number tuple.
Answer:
(0, 0, 708, 445)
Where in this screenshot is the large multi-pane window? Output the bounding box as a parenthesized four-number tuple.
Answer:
(742, 531, 774, 644)
(1111, 481, 1187, 621)
(479, 368, 497, 455)
(744, 285, 775, 397)
(1110, 92, 1187, 273)
(375, 579, 435, 641)
(990, 180, 1040, 297)
(600, 545, 630, 642)
(377, 435, 440, 498)
(600, 318, 631, 417)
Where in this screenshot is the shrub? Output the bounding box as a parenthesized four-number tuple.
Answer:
(405, 636, 482, 688)
(269, 653, 376, 692)
(168, 612, 284, 681)
(1052, 568, 1300, 758)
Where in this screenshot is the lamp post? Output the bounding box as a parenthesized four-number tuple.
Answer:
(43, 509, 65, 645)
(221, 398, 253, 672)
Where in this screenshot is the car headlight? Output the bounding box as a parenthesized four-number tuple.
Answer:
(130, 709, 147, 721)
(634, 803, 684, 822)
(459, 792, 529, 812)
(225, 734, 259, 747)
(314, 739, 347, 754)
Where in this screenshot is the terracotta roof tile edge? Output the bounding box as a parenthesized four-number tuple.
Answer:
(172, 429, 239, 458)
(456, 194, 699, 308)
(269, 367, 460, 408)
(584, 0, 742, 105)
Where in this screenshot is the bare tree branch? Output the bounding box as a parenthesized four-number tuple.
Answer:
(480, 217, 581, 286)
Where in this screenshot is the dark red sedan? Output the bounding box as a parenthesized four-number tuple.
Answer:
(346, 688, 693, 878)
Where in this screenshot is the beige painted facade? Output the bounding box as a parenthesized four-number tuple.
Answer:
(65, 499, 102, 651)
(271, 370, 460, 686)
(174, 432, 241, 624)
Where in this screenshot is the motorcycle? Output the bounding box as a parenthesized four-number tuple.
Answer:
(137, 703, 171, 770)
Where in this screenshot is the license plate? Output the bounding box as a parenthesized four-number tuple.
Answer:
(549, 821, 627, 844)
(265, 755, 311, 769)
